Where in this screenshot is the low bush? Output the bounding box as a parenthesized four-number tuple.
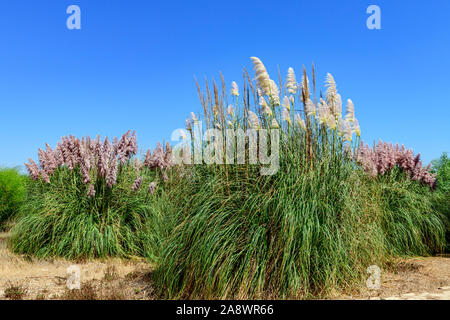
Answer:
(10, 131, 173, 260)
(431, 153, 450, 249)
(356, 142, 445, 255)
(0, 167, 27, 228)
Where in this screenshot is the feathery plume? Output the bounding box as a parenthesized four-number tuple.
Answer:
(132, 176, 143, 192)
(259, 97, 272, 116)
(295, 114, 306, 130)
(305, 98, 316, 117)
(286, 67, 297, 94)
(40, 170, 50, 184)
(282, 108, 291, 124)
(87, 184, 96, 198)
(25, 158, 40, 181)
(335, 93, 342, 117)
(247, 110, 260, 130)
(355, 140, 436, 189)
(87, 183, 95, 198)
(345, 99, 355, 122)
(148, 181, 157, 195)
(283, 96, 290, 111)
(190, 112, 198, 123)
(271, 118, 280, 129)
(144, 149, 151, 167)
(164, 142, 173, 169)
(269, 80, 280, 105)
(352, 118, 361, 137)
(343, 123, 352, 142)
(250, 57, 271, 96)
(106, 159, 118, 188)
(325, 73, 337, 104)
(185, 118, 192, 131)
(227, 105, 234, 118)
(231, 81, 239, 97)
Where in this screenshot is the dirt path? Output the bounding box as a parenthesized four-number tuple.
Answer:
(332, 256, 450, 300)
(0, 232, 155, 299)
(0, 231, 449, 300)
(371, 256, 450, 300)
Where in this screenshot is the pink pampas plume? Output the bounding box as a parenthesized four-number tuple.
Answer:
(25, 158, 40, 181)
(87, 184, 96, 198)
(144, 149, 151, 167)
(132, 176, 143, 191)
(355, 140, 436, 188)
(148, 181, 157, 195)
(40, 170, 50, 184)
(106, 159, 118, 188)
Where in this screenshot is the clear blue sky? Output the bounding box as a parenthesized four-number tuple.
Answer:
(1, 0, 449, 169)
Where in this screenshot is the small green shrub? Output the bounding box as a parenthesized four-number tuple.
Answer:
(0, 167, 27, 228)
(371, 169, 446, 256)
(431, 153, 450, 249)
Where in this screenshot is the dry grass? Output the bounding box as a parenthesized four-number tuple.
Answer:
(4, 283, 27, 300)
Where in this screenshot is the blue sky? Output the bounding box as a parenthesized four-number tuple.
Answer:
(0, 0, 449, 168)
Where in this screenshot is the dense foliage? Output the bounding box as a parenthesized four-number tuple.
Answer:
(0, 167, 27, 228)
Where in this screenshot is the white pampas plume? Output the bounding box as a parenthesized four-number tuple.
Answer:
(295, 114, 306, 130)
(352, 118, 361, 137)
(327, 116, 337, 130)
(271, 118, 280, 129)
(286, 67, 297, 94)
(282, 108, 291, 124)
(305, 98, 316, 117)
(343, 120, 352, 142)
(325, 73, 337, 105)
(185, 118, 192, 131)
(301, 73, 310, 99)
(248, 110, 260, 129)
(283, 96, 290, 111)
(227, 120, 234, 128)
(180, 130, 188, 141)
(259, 97, 272, 116)
(318, 100, 330, 125)
(269, 79, 280, 105)
(345, 99, 355, 122)
(250, 57, 271, 95)
(190, 112, 198, 123)
(335, 93, 342, 117)
(231, 81, 239, 97)
(227, 104, 234, 118)
(337, 118, 345, 136)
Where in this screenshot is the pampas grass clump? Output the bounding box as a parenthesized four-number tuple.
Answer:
(10, 131, 173, 259)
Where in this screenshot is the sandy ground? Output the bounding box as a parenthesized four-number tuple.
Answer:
(0, 232, 155, 299)
(0, 231, 449, 300)
(335, 256, 450, 300)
